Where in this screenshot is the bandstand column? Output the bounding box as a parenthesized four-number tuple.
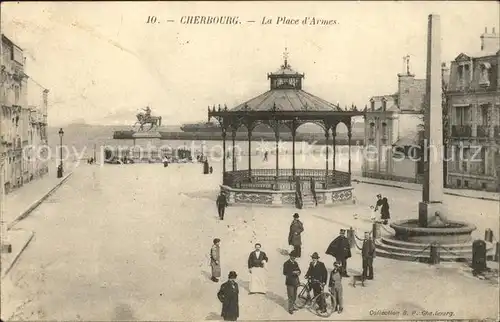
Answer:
(325, 129, 329, 186)
(348, 125, 352, 181)
(222, 130, 227, 176)
(275, 128, 280, 189)
(332, 130, 336, 184)
(248, 128, 252, 178)
(292, 126, 296, 177)
(232, 129, 237, 171)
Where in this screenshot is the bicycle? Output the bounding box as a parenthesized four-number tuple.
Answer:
(294, 278, 335, 317)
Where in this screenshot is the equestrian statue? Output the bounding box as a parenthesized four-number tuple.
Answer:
(133, 106, 162, 132)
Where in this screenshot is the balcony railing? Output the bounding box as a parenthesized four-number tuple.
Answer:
(476, 125, 490, 138)
(223, 169, 351, 190)
(451, 125, 472, 138)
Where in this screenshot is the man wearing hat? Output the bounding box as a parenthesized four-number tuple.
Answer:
(328, 262, 344, 313)
(217, 271, 239, 321)
(325, 229, 351, 277)
(216, 192, 228, 220)
(304, 252, 328, 313)
(288, 213, 304, 258)
(282, 251, 301, 315)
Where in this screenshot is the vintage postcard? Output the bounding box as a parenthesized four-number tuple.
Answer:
(0, 1, 499, 321)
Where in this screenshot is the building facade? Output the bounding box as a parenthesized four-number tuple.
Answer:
(446, 27, 500, 192)
(1, 34, 49, 194)
(362, 57, 428, 183)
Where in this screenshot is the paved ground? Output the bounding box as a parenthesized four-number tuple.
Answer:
(1, 159, 498, 321)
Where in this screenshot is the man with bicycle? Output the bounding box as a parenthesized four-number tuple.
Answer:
(304, 252, 328, 314)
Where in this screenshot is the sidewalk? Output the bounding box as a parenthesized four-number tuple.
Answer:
(4, 161, 77, 229)
(352, 175, 499, 202)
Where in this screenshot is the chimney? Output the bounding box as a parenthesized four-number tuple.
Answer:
(480, 26, 500, 52)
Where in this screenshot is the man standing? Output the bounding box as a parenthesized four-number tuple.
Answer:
(325, 229, 351, 277)
(288, 213, 304, 258)
(210, 238, 221, 282)
(217, 271, 239, 321)
(283, 251, 301, 315)
(328, 262, 344, 314)
(304, 252, 328, 314)
(248, 243, 269, 294)
(361, 232, 375, 280)
(216, 192, 228, 220)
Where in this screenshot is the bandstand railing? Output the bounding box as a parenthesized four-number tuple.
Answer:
(223, 169, 351, 190)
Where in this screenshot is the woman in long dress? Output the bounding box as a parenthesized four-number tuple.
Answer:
(211, 238, 221, 282)
(247, 243, 268, 294)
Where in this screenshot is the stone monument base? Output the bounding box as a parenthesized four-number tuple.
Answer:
(132, 131, 162, 148)
(131, 131, 162, 163)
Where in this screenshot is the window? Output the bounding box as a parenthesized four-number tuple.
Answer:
(458, 65, 464, 79)
(464, 180, 469, 188)
(481, 105, 489, 126)
(478, 63, 491, 86)
(457, 179, 461, 187)
(381, 122, 388, 138)
(382, 100, 387, 110)
(455, 106, 471, 125)
(369, 122, 375, 137)
(482, 182, 487, 190)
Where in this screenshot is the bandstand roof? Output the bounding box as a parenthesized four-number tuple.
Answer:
(208, 50, 365, 130)
(231, 89, 343, 112)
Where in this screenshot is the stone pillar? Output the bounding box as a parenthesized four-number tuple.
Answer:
(419, 14, 444, 227)
(332, 130, 336, 184)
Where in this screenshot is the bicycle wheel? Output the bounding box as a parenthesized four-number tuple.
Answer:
(294, 284, 309, 309)
(318, 292, 335, 317)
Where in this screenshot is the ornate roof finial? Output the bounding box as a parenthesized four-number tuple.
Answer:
(283, 47, 289, 68)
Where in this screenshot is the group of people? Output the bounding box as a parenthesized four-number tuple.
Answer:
(211, 211, 377, 321)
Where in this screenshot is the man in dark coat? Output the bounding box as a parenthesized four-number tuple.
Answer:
(325, 229, 351, 277)
(304, 252, 328, 313)
(283, 251, 301, 315)
(216, 192, 228, 220)
(374, 194, 390, 224)
(288, 213, 304, 258)
(361, 232, 375, 280)
(217, 271, 239, 321)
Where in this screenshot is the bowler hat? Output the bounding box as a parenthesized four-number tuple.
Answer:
(228, 271, 237, 279)
(293, 213, 299, 218)
(311, 252, 320, 259)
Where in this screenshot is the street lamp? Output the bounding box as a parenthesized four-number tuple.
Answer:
(57, 128, 64, 178)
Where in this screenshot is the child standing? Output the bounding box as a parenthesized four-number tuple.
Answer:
(328, 261, 343, 313)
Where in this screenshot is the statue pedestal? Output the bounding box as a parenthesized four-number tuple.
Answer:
(132, 131, 161, 148)
(131, 131, 162, 163)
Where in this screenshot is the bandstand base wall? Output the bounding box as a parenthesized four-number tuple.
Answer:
(220, 185, 354, 208)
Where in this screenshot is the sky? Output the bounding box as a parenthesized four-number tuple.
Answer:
(1, 1, 499, 126)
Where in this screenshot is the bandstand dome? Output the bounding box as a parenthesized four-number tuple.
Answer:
(207, 50, 365, 208)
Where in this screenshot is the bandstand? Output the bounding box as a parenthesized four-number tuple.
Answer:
(208, 51, 366, 207)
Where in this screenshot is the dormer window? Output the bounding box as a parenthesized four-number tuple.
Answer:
(370, 100, 375, 110)
(479, 62, 491, 86)
(382, 100, 387, 111)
